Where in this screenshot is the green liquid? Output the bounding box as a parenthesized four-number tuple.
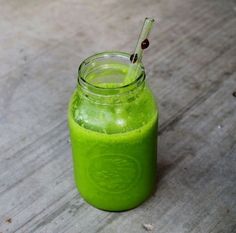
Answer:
(68, 61, 158, 211)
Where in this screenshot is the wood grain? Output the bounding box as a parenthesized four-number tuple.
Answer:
(0, 0, 235, 232)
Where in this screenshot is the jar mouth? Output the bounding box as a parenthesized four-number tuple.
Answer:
(78, 51, 145, 95)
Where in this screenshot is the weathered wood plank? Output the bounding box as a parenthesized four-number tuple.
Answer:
(0, 0, 235, 232)
(0, 47, 233, 233)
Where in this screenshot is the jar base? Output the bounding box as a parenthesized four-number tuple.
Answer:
(78, 188, 154, 212)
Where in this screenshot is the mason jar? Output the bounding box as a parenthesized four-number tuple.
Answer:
(68, 51, 158, 211)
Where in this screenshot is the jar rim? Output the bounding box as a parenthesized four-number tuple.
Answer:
(78, 51, 145, 94)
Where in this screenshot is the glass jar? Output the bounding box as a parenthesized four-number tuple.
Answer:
(68, 51, 158, 211)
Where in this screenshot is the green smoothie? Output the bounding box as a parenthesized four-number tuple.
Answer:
(68, 52, 158, 211)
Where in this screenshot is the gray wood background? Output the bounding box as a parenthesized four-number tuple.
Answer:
(0, 0, 235, 232)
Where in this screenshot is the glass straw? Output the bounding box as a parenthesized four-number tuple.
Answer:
(126, 18, 155, 83)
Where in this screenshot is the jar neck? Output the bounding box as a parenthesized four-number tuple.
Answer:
(77, 51, 146, 104)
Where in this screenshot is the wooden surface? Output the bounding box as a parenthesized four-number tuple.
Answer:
(0, 0, 236, 232)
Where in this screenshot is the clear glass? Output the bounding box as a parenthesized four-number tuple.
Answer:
(68, 51, 158, 211)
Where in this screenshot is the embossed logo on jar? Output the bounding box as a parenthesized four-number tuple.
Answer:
(88, 154, 140, 193)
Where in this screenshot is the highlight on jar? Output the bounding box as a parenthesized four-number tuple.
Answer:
(67, 18, 159, 211)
